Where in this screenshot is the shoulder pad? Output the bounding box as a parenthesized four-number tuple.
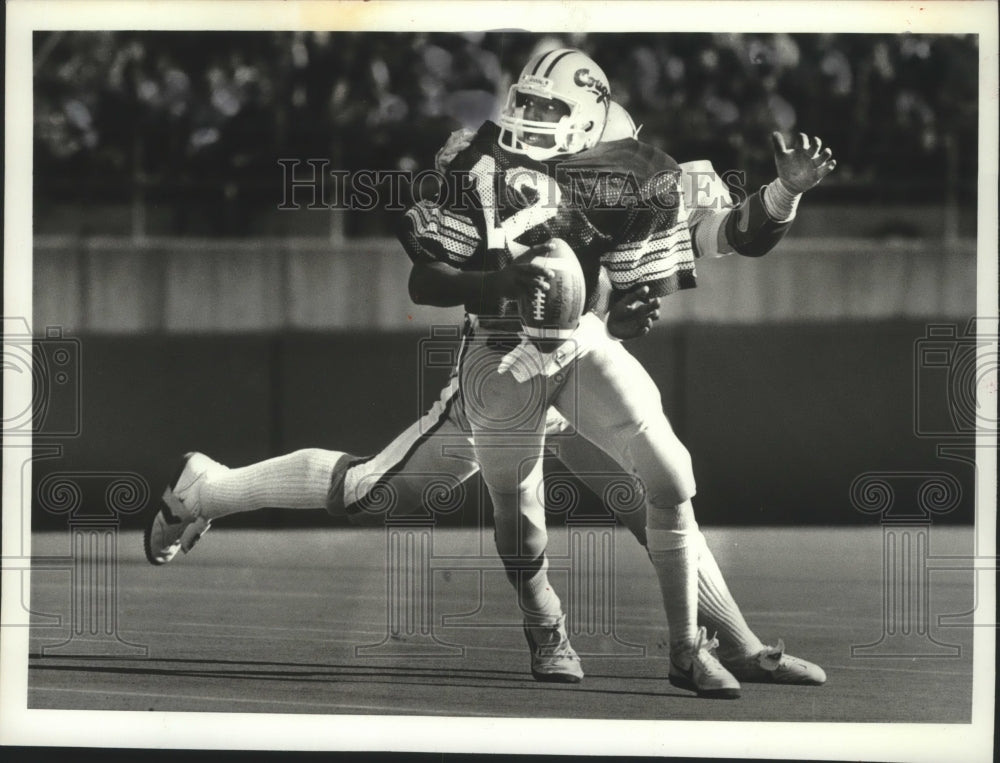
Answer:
(679, 160, 734, 212)
(602, 102, 639, 141)
(559, 138, 679, 178)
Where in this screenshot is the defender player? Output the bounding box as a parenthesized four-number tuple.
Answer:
(146, 49, 835, 693)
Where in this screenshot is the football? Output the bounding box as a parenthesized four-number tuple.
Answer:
(516, 238, 586, 343)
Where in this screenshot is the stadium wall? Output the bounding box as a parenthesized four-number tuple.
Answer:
(33, 235, 976, 332)
(28, 321, 976, 529)
(28, 235, 978, 528)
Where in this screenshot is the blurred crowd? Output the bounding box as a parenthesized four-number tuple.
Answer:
(34, 31, 978, 235)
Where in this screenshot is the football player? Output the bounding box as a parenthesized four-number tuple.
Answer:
(146, 48, 835, 694)
(407, 47, 745, 698)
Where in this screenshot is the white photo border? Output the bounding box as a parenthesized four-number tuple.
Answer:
(3, 1, 996, 760)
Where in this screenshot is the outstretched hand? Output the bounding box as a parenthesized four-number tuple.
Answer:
(608, 285, 660, 340)
(771, 132, 837, 194)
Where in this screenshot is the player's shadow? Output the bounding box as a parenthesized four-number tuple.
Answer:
(27, 653, 695, 700)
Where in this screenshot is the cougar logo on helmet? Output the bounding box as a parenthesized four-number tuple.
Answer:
(498, 48, 612, 161)
(573, 68, 610, 104)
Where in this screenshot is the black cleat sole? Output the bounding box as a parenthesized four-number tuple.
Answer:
(142, 519, 162, 566)
(531, 670, 583, 684)
(669, 673, 741, 699)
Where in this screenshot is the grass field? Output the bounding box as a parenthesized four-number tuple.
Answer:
(23, 525, 979, 726)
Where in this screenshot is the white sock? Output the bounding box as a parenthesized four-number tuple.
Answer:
(517, 556, 563, 627)
(647, 526, 698, 655)
(695, 532, 766, 658)
(199, 448, 343, 520)
(489, 482, 564, 627)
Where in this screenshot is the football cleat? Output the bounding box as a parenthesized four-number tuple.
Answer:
(723, 639, 827, 685)
(669, 627, 741, 699)
(523, 615, 584, 683)
(144, 452, 227, 565)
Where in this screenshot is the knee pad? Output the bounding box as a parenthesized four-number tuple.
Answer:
(627, 422, 696, 508)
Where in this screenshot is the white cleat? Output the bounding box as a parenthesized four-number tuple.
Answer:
(723, 639, 827, 685)
(144, 452, 228, 565)
(669, 626, 741, 699)
(523, 615, 584, 683)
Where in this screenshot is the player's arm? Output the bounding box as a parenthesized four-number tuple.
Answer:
(402, 126, 556, 312)
(407, 249, 553, 311)
(724, 132, 836, 258)
(687, 132, 836, 259)
(598, 216, 692, 342)
(600, 164, 697, 310)
(434, 128, 476, 173)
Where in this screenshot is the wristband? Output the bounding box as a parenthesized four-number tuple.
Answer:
(762, 178, 802, 222)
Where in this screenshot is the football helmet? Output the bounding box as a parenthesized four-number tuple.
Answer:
(602, 101, 640, 141)
(499, 48, 611, 161)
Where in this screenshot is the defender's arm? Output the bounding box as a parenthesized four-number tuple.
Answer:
(687, 131, 837, 259)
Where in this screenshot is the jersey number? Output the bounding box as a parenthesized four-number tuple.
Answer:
(469, 155, 561, 256)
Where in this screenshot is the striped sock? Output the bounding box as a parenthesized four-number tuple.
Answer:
(647, 527, 699, 653)
(199, 448, 343, 519)
(696, 532, 765, 658)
